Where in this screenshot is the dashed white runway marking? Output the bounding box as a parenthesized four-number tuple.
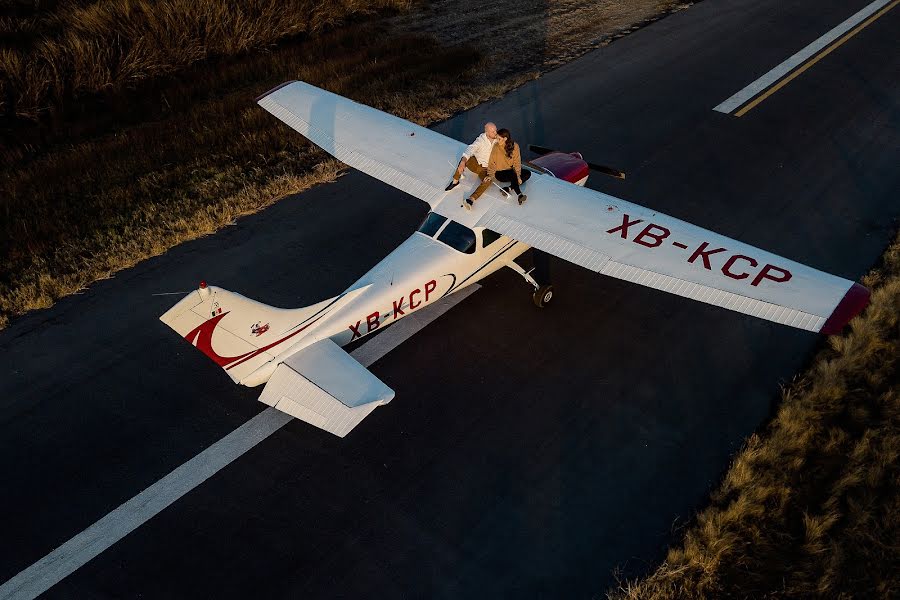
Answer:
(0, 285, 479, 600)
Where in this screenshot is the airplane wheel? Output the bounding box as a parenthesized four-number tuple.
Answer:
(533, 284, 553, 308)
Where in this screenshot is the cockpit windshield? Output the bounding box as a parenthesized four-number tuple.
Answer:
(437, 220, 476, 254)
(417, 212, 476, 254)
(417, 212, 447, 237)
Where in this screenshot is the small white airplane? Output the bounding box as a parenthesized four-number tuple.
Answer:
(160, 81, 870, 437)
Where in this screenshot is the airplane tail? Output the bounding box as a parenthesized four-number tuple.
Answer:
(159, 282, 352, 385)
(160, 282, 393, 437)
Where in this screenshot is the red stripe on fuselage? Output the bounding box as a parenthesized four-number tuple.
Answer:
(183, 312, 326, 370)
(184, 312, 250, 367)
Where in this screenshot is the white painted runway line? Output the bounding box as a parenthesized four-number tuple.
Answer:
(0, 284, 480, 600)
(713, 0, 895, 115)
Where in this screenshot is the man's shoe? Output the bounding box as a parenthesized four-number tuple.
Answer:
(445, 179, 460, 191)
(517, 194, 527, 205)
(463, 198, 474, 211)
(502, 186, 512, 195)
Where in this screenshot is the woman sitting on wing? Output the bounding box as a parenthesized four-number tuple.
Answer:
(488, 128, 531, 205)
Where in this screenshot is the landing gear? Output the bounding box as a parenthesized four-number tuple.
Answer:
(532, 284, 553, 308)
(506, 260, 553, 308)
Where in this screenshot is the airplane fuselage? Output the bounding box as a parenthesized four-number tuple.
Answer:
(233, 225, 529, 388)
(166, 152, 591, 389)
(235, 159, 592, 387)
(322, 229, 529, 348)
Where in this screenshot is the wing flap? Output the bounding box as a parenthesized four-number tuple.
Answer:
(258, 339, 394, 437)
(598, 259, 826, 331)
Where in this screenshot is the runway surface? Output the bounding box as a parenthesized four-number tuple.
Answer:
(1, 0, 898, 596)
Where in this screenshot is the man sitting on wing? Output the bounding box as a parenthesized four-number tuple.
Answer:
(445, 121, 499, 211)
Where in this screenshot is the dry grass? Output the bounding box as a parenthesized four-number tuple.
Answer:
(609, 235, 900, 598)
(0, 0, 410, 120)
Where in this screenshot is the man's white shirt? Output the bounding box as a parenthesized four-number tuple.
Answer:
(462, 133, 497, 167)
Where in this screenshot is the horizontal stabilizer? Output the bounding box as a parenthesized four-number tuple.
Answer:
(258, 339, 394, 437)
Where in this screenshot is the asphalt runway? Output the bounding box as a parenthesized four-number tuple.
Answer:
(2, 0, 898, 597)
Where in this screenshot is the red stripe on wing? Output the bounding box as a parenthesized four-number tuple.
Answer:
(820, 282, 870, 335)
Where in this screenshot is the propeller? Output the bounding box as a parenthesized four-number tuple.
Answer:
(528, 144, 626, 180)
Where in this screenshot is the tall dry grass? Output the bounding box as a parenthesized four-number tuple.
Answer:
(609, 236, 900, 598)
(0, 0, 409, 120)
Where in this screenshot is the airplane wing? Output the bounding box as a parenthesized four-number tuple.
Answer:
(258, 338, 394, 437)
(257, 80, 868, 334)
(257, 81, 465, 209)
(475, 176, 868, 333)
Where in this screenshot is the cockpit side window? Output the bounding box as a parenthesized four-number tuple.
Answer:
(481, 229, 502, 247)
(417, 212, 448, 237)
(437, 220, 477, 254)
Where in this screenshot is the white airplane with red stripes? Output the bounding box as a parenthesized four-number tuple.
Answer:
(160, 80, 870, 437)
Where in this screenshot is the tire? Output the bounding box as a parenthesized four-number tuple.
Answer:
(532, 284, 553, 308)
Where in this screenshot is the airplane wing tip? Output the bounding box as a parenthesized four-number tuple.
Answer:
(820, 282, 870, 335)
(255, 80, 299, 104)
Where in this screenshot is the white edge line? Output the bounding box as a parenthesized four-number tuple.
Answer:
(713, 0, 892, 113)
(0, 284, 480, 600)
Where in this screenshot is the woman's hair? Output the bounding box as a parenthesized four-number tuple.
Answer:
(497, 128, 514, 158)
